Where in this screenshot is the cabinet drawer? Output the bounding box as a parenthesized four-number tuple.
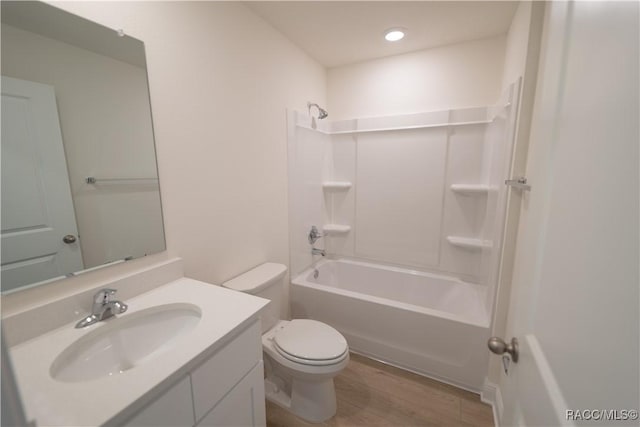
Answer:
(191, 320, 262, 421)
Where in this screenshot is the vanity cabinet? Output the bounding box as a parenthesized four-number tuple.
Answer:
(123, 320, 265, 427)
(191, 318, 262, 421)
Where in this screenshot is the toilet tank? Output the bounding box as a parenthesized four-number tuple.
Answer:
(222, 262, 287, 332)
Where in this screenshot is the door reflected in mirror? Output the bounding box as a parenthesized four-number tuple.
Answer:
(1, 1, 165, 293)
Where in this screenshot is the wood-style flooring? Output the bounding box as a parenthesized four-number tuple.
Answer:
(266, 353, 494, 427)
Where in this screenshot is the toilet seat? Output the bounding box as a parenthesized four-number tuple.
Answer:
(273, 319, 348, 366)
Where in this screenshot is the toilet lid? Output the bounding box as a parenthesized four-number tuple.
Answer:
(274, 319, 347, 362)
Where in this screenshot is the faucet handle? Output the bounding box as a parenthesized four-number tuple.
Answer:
(111, 301, 128, 314)
(308, 225, 324, 244)
(78, 288, 125, 328)
(93, 288, 117, 305)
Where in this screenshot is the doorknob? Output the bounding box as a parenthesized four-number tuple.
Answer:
(488, 337, 519, 362)
(62, 234, 77, 244)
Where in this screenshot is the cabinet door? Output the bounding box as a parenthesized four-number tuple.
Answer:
(196, 362, 265, 427)
(191, 321, 261, 421)
(123, 376, 195, 427)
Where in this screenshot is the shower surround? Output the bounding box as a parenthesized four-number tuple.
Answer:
(287, 82, 520, 390)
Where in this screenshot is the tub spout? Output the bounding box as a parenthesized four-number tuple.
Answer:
(312, 248, 326, 256)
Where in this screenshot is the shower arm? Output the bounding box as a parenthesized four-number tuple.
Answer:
(307, 102, 328, 119)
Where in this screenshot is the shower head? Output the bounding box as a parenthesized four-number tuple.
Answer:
(308, 102, 328, 120)
(317, 107, 328, 119)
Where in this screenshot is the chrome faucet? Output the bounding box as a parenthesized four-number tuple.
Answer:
(75, 288, 128, 328)
(309, 226, 326, 256)
(311, 248, 326, 257)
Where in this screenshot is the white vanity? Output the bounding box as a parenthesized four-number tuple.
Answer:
(6, 261, 269, 426)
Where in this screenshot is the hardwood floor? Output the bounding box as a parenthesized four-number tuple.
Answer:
(266, 353, 494, 427)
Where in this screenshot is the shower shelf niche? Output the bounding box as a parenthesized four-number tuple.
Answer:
(446, 236, 493, 250)
(322, 181, 352, 190)
(450, 184, 490, 195)
(323, 224, 351, 234)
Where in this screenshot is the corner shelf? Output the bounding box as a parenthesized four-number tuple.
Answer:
(446, 236, 492, 250)
(322, 181, 352, 191)
(450, 184, 490, 195)
(323, 224, 351, 234)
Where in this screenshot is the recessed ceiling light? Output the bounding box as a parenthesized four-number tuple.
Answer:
(384, 28, 406, 42)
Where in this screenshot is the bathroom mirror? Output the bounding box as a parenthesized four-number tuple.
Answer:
(1, 1, 165, 293)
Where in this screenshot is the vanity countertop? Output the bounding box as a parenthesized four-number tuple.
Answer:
(9, 278, 269, 426)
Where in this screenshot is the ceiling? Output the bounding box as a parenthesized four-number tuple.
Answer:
(244, 1, 519, 68)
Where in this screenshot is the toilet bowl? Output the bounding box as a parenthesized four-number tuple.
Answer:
(222, 263, 349, 423)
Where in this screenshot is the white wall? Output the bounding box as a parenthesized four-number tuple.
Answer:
(501, 2, 532, 90)
(2, 1, 326, 315)
(1, 24, 164, 269)
(355, 128, 448, 267)
(287, 112, 331, 276)
(327, 36, 506, 120)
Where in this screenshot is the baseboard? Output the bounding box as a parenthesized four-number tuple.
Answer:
(481, 378, 503, 427)
(349, 348, 481, 395)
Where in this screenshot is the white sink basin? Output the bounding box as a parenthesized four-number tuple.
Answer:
(50, 303, 201, 382)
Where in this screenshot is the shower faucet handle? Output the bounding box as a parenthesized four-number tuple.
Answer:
(308, 225, 324, 245)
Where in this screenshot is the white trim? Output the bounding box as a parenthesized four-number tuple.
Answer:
(450, 184, 490, 194)
(481, 378, 503, 427)
(326, 119, 492, 134)
(322, 181, 352, 190)
(293, 105, 507, 135)
(525, 335, 573, 426)
(446, 236, 493, 250)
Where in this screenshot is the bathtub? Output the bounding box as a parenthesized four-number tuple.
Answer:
(290, 258, 490, 391)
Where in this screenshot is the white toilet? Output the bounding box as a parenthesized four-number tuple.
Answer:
(222, 263, 349, 423)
